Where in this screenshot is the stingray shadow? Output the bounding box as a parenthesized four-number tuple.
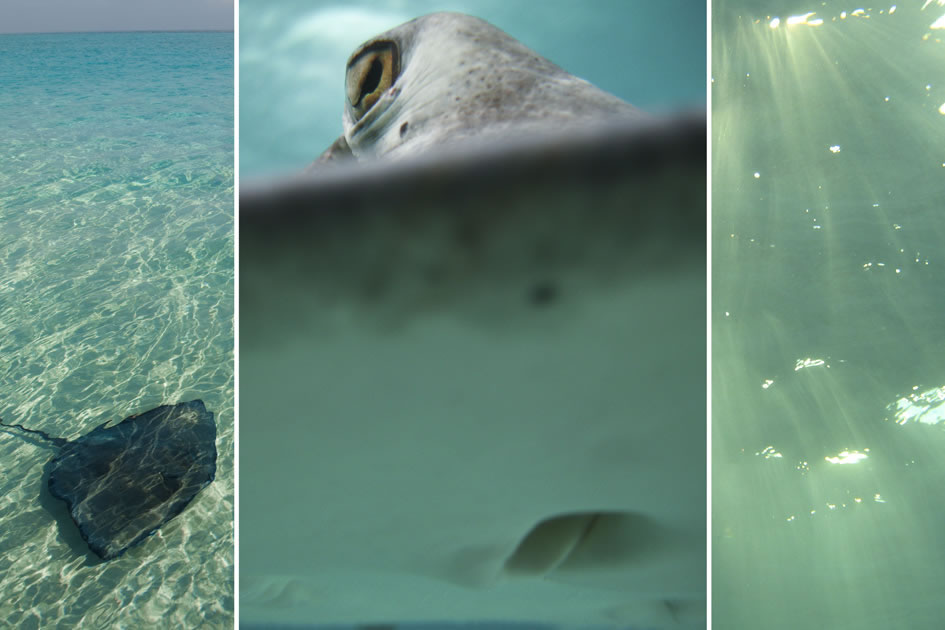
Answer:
(0, 428, 102, 566)
(38, 460, 106, 566)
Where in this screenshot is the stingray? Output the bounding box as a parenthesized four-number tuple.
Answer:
(0, 400, 216, 561)
(241, 12, 705, 629)
(311, 12, 649, 164)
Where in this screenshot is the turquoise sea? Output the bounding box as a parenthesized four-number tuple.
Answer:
(713, 2, 945, 628)
(0, 32, 233, 627)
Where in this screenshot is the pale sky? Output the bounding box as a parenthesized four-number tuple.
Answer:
(0, 0, 234, 34)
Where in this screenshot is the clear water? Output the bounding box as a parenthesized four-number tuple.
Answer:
(0, 32, 234, 627)
(712, 2, 945, 628)
(238, 0, 705, 177)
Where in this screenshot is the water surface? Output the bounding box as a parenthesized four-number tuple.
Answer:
(0, 31, 234, 628)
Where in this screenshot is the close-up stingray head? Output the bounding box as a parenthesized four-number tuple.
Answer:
(322, 12, 647, 163)
(242, 6, 706, 629)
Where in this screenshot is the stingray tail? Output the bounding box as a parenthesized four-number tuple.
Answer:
(0, 417, 68, 448)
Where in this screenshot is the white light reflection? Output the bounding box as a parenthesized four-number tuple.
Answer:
(787, 12, 821, 26)
(757, 445, 783, 459)
(824, 449, 869, 464)
(794, 358, 826, 371)
(888, 385, 945, 425)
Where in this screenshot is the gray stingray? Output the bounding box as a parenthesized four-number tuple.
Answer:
(0, 400, 216, 561)
(241, 12, 705, 629)
(313, 12, 649, 164)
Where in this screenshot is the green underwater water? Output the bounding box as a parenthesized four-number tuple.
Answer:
(712, 3, 945, 628)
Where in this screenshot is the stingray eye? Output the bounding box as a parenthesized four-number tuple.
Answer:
(346, 41, 399, 122)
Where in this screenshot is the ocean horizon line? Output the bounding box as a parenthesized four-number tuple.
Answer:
(0, 29, 234, 36)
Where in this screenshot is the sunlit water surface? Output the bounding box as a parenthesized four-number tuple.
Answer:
(0, 32, 234, 628)
(713, 3, 945, 628)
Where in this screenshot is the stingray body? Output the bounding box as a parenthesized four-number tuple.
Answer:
(0, 400, 216, 561)
(242, 12, 705, 628)
(316, 12, 647, 163)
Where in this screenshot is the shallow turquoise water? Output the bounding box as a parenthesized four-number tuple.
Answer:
(713, 3, 945, 628)
(0, 32, 233, 627)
